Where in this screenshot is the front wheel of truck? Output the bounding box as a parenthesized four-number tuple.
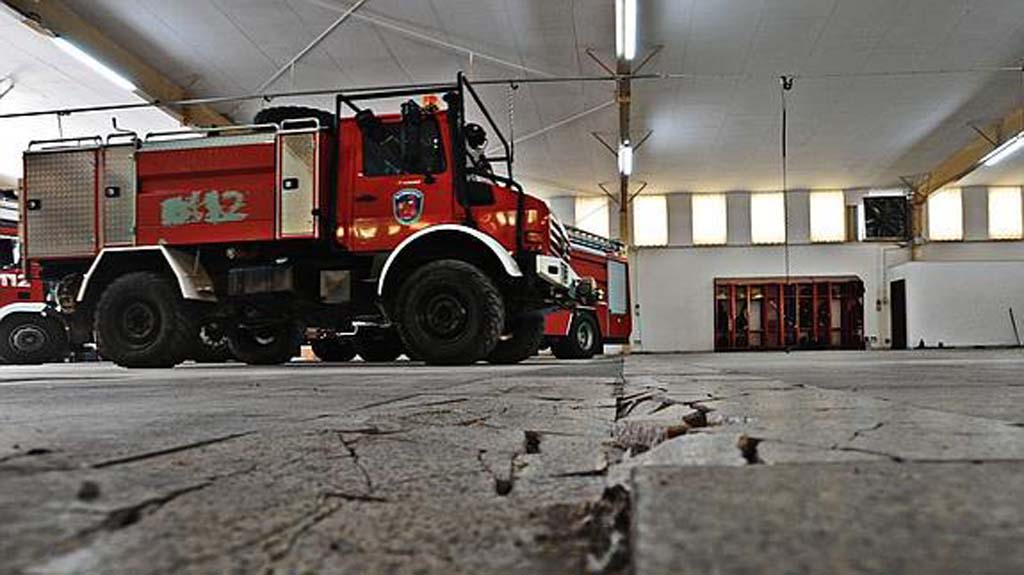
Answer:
(94, 272, 195, 368)
(395, 260, 504, 366)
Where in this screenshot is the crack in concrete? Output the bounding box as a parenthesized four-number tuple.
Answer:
(848, 422, 885, 442)
(336, 433, 375, 495)
(92, 431, 256, 469)
(67, 481, 213, 546)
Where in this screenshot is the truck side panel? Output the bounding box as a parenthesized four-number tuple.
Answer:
(136, 143, 277, 246)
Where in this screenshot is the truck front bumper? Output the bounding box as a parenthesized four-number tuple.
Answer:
(534, 254, 580, 293)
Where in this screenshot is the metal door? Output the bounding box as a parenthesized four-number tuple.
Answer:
(101, 144, 137, 246)
(277, 131, 319, 239)
(24, 149, 99, 258)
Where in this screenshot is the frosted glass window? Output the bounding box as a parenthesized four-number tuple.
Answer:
(927, 188, 963, 241)
(633, 195, 668, 246)
(750, 193, 786, 245)
(691, 194, 727, 246)
(810, 190, 846, 243)
(988, 187, 1023, 240)
(575, 196, 609, 238)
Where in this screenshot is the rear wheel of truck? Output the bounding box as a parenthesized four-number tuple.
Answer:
(227, 322, 302, 366)
(311, 337, 357, 362)
(0, 314, 68, 365)
(552, 312, 601, 360)
(95, 272, 195, 368)
(395, 259, 504, 366)
(486, 311, 546, 365)
(354, 327, 404, 363)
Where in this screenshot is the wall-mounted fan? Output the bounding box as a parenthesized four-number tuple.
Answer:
(863, 196, 909, 240)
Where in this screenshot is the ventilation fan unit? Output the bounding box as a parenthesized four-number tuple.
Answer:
(863, 196, 909, 240)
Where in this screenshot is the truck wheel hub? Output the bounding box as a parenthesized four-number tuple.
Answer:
(576, 322, 594, 350)
(122, 302, 159, 343)
(11, 325, 46, 352)
(421, 293, 469, 339)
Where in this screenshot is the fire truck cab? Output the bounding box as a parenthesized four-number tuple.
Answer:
(20, 76, 582, 367)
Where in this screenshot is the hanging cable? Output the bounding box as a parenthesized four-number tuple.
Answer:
(507, 81, 519, 176)
(780, 75, 794, 351)
(780, 76, 794, 282)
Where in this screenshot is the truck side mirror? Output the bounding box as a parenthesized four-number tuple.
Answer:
(464, 180, 495, 207)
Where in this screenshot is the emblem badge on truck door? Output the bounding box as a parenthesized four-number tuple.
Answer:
(393, 189, 424, 225)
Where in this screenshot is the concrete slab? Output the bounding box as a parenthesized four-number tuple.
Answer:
(632, 462, 1024, 575)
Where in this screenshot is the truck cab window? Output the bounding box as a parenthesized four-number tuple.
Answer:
(0, 238, 17, 268)
(363, 117, 446, 177)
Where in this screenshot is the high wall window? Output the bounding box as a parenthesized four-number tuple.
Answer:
(575, 196, 609, 238)
(691, 193, 727, 246)
(927, 188, 963, 241)
(750, 192, 786, 245)
(809, 190, 846, 243)
(988, 187, 1023, 240)
(633, 195, 668, 246)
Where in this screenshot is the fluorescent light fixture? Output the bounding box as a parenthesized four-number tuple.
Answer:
(52, 37, 137, 92)
(979, 131, 1024, 167)
(615, 0, 636, 61)
(618, 141, 633, 176)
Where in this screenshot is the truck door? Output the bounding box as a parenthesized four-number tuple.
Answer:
(348, 113, 453, 252)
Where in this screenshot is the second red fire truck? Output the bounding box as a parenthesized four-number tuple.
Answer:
(19, 75, 585, 368)
(543, 226, 631, 359)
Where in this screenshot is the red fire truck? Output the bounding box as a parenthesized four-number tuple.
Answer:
(0, 191, 69, 364)
(19, 76, 583, 368)
(543, 227, 631, 359)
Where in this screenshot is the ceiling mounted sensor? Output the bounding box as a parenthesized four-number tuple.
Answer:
(615, 0, 636, 61)
(979, 131, 1024, 167)
(863, 196, 910, 241)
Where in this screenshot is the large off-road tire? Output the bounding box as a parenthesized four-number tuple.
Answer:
(0, 314, 68, 365)
(354, 328, 404, 363)
(552, 312, 601, 360)
(254, 106, 335, 129)
(227, 322, 302, 366)
(94, 272, 196, 368)
(487, 311, 546, 365)
(311, 337, 357, 362)
(191, 320, 234, 363)
(395, 260, 504, 366)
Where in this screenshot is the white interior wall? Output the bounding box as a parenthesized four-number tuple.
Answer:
(633, 243, 904, 352)
(889, 261, 1024, 347)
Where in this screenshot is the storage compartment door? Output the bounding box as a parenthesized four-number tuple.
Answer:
(24, 149, 99, 258)
(277, 132, 319, 239)
(101, 145, 137, 246)
(607, 260, 628, 315)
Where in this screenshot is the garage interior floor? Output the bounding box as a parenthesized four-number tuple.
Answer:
(2, 350, 1022, 574)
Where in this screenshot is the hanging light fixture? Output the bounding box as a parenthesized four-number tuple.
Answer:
(618, 141, 633, 176)
(615, 0, 636, 61)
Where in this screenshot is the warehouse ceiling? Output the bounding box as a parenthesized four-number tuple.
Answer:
(19, 0, 1024, 196)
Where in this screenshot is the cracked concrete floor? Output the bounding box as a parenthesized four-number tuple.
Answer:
(2, 350, 1024, 574)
